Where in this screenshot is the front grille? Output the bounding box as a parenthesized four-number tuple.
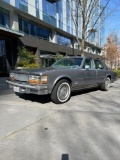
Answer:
(14, 73, 28, 82)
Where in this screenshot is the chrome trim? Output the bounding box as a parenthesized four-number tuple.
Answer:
(14, 73, 28, 82)
(6, 80, 48, 90)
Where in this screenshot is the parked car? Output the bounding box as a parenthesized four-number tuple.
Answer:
(6, 56, 117, 104)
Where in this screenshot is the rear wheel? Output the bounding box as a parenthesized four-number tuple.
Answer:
(100, 77, 111, 91)
(51, 79, 71, 104)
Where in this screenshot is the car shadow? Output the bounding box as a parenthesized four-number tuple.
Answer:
(16, 93, 51, 104)
(16, 86, 102, 104)
(71, 87, 99, 97)
(61, 154, 69, 160)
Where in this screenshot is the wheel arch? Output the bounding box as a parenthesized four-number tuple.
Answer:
(104, 75, 111, 81)
(52, 76, 72, 92)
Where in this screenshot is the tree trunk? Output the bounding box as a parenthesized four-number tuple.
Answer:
(81, 18, 85, 56)
(81, 38, 85, 56)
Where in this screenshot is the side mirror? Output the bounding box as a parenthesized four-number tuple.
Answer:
(85, 65, 90, 70)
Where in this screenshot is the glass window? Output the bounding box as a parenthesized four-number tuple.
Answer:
(36, 0, 39, 9)
(40, 51, 56, 67)
(83, 59, 95, 69)
(94, 59, 104, 69)
(66, 2, 70, 33)
(52, 58, 83, 68)
(35, 0, 39, 18)
(43, 0, 56, 17)
(3, 0, 10, 3)
(18, 16, 51, 40)
(41, 58, 56, 67)
(57, 0, 63, 29)
(15, 0, 28, 13)
(21, 0, 28, 2)
(0, 8, 9, 27)
(28, 23, 31, 34)
(0, 40, 5, 56)
(42, 0, 56, 26)
(89, 31, 95, 43)
(57, 33, 72, 47)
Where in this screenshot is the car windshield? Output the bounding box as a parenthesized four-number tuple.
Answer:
(52, 57, 83, 68)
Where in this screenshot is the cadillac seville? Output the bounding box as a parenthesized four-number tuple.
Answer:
(6, 57, 117, 104)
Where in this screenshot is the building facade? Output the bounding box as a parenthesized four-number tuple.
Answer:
(0, 0, 102, 75)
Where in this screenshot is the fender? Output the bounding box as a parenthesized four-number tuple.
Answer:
(51, 75, 72, 91)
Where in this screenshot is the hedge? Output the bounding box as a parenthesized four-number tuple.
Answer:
(114, 70, 120, 78)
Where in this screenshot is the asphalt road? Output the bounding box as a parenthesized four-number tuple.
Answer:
(0, 80, 120, 160)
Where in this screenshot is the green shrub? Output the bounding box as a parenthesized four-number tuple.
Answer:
(16, 46, 39, 68)
(16, 60, 28, 67)
(23, 63, 40, 68)
(55, 54, 63, 61)
(18, 46, 35, 63)
(114, 69, 120, 78)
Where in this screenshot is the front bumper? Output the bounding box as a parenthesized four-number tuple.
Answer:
(6, 80, 49, 95)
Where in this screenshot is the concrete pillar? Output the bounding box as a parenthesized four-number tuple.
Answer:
(51, 30, 57, 43)
(10, 11, 19, 31)
(10, 0, 15, 6)
(56, 2, 59, 28)
(35, 48, 40, 65)
(56, 13, 59, 28)
(28, 0, 36, 17)
(62, 0, 67, 32)
(39, 0, 43, 20)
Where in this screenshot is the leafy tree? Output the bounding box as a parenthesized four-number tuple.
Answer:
(102, 33, 120, 69)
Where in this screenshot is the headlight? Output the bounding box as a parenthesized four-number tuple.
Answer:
(10, 73, 14, 81)
(41, 75, 48, 84)
(29, 75, 40, 85)
(28, 75, 48, 85)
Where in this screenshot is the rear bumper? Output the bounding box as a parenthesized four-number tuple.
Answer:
(6, 80, 49, 95)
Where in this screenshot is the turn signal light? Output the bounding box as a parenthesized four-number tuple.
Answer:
(10, 73, 14, 81)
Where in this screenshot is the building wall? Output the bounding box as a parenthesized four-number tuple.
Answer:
(0, 0, 102, 74)
(19, 35, 101, 58)
(1, 0, 103, 52)
(2, 0, 102, 48)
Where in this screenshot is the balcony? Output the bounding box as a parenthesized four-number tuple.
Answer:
(47, 0, 60, 3)
(0, 24, 24, 36)
(43, 13, 56, 27)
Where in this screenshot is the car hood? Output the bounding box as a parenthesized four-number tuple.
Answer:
(13, 67, 68, 75)
(12, 66, 80, 75)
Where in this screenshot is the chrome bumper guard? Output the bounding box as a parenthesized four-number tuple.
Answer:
(6, 80, 49, 95)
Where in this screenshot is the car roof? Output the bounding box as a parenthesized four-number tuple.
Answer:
(64, 56, 102, 60)
(64, 56, 83, 58)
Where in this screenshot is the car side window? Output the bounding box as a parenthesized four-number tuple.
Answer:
(83, 58, 95, 69)
(94, 59, 104, 69)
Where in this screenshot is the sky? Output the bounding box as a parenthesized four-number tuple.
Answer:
(104, 0, 120, 40)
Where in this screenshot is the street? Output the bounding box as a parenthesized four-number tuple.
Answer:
(0, 80, 120, 160)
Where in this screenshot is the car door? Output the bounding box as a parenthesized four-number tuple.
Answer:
(80, 58, 97, 86)
(94, 59, 106, 83)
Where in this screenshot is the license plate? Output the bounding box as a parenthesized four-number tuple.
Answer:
(13, 86, 19, 92)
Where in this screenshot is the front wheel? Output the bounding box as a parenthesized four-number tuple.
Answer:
(100, 77, 111, 91)
(51, 80, 71, 104)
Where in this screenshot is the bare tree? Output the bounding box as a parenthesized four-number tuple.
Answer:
(67, 0, 111, 55)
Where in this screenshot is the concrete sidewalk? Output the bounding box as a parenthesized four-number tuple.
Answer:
(0, 77, 13, 94)
(0, 79, 120, 160)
